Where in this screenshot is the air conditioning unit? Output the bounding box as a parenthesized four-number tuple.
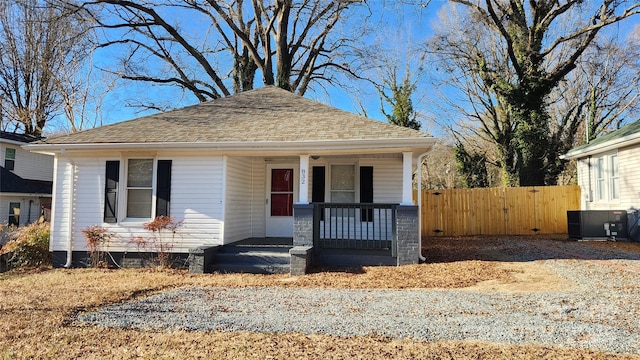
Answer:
(567, 210, 628, 240)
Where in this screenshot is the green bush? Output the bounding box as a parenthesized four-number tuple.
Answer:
(0, 222, 51, 267)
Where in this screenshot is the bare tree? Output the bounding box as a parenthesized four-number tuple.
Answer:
(429, 1, 639, 186)
(55, 54, 118, 133)
(544, 35, 640, 183)
(421, 141, 466, 189)
(0, 0, 97, 136)
(78, 0, 368, 110)
(428, 5, 519, 186)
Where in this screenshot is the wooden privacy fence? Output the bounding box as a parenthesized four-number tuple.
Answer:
(418, 185, 581, 237)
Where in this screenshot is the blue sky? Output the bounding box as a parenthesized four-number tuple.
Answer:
(87, 1, 638, 137)
(90, 2, 440, 128)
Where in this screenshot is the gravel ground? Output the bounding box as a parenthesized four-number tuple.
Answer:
(78, 239, 640, 355)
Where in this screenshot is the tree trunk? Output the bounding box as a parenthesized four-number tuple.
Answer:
(275, 0, 292, 90)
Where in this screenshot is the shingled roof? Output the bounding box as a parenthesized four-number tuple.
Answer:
(1, 131, 43, 144)
(0, 166, 52, 195)
(563, 119, 640, 159)
(39, 87, 430, 145)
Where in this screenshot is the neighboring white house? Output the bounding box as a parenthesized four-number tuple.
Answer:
(562, 119, 640, 240)
(0, 132, 53, 226)
(25, 87, 435, 267)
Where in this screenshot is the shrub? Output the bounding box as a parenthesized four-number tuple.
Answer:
(129, 216, 183, 268)
(82, 225, 115, 268)
(0, 223, 11, 249)
(0, 222, 51, 268)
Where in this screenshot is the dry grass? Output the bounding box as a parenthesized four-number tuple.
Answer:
(2, 237, 640, 359)
(586, 240, 640, 254)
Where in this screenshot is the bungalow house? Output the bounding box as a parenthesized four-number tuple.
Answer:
(26, 87, 435, 273)
(562, 119, 640, 241)
(0, 132, 53, 227)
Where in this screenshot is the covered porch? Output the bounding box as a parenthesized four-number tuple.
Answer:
(191, 151, 423, 274)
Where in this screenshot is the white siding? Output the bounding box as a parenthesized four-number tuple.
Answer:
(1, 143, 53, 182)
(618, 144, 640, 210)
(360, 158, 403, 203)
(250, 158, 266, 238)
(49, 152, 407, 254)
(50, 154, 225, 254)
(579, 144, 640, 211)
(50, 157, 73, 252)
(168, 156, 224, 251)
(224, 157, 253, 243)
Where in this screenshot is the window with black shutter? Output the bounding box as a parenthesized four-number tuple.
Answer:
(103, 161, 120, 223)
(312, 166, 325, 220)
(155, 160, 172, 216)
(360, 166, 373, 222)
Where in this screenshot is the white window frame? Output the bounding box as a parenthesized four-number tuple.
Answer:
(328, 163, 358, 203)
(326, 162, 362, 219)
(8, 201, 20, 226)
(121, 157, 158, 222)
(4, 147, 16, 170)
(609, 153, 619, 201)
(593, 151, 619, 202)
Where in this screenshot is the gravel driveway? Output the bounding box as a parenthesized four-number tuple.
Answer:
(78, 239, 640, 355)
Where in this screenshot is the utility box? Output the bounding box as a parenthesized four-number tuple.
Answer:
(604, 221, 627, 239)
(567, 210, 628, 240)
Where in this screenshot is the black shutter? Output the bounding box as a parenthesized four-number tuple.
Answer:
(312, 166, 325, 202)
(360, 166, 373, 222)
(156, 160, 172, 217)
(312, 166, 325, 221)
(104, 161, 119, 223)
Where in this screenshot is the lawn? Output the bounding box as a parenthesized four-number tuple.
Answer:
(1, 237, 639, 359)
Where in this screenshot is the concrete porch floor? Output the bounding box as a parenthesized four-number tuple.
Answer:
(230, 237, 293, 247)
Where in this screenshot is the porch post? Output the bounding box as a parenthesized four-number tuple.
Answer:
(298, 155, 309, 204)
(395, 205, 420, 265)
(401, 151, 414, 205)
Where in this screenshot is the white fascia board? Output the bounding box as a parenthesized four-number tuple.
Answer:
(1, 139, 29, 146)
(24, 137, 437, 155)
(0, 192, 52, 197)
(562, 132, 640, 160)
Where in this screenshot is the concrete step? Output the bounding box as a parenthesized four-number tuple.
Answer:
(211, 245, 291, 274)
(215, 251, 290, 265)
(217, 246, 291, 255)
(315, 249, 396, 267)
(211, 263, 290, 274)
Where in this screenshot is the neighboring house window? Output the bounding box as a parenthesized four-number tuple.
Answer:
(8, 202, 20, 226)
(5, 148, 15, 170)
(595, 157, 605, 201)
(103, 159, 172, 223)
(594, 152, 619, 202)
(609, 154, 619, 200)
